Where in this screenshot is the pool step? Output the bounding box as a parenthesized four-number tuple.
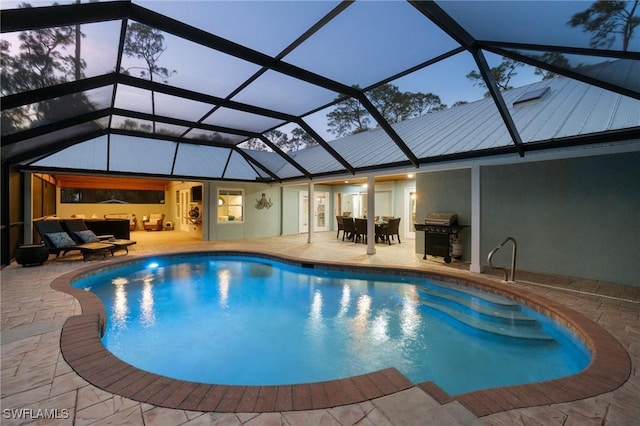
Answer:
(414, 284, 553, 341)
(423, 282, 521, 311)
(417, 287, 535, 326)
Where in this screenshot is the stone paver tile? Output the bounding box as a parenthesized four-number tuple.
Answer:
(49, 371, 89, 398)
(142, 406, 190, 426)
(1, 365, 56, 397)
(373, 387, 447, 425)
(359, 407, 393, 426)
(282, 410, 339, 426)
(85, 403, 142, 426)
(1, 336, 40, 357)
(0, 385, 52, 411)
(75, 399, 116, 426)
(443, 401, 484, 426)
(76, 384, 116, 411)
(236, 413, 261, 423)
(244, 412, 283, 426)
(327, 404, 367, 425)
(182, 412, 242, 426)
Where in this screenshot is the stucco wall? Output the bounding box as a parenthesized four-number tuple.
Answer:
(415, 169, 472, 261)
(205, 183, 282, 240)
(416, 152, 640, 286)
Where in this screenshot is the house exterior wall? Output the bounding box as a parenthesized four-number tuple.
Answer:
(416, 152, 640, 286)
(415, 169, 472, 261)
(205, 182, 282, 240)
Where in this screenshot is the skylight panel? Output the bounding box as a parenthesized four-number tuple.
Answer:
(513, 87, 550, 106)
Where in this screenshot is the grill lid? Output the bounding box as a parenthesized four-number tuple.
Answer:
(425, 213, 458, 226)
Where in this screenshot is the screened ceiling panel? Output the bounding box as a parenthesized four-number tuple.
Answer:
(183, 128, 246, 145)
(110, 115, 190, 137)
(222, 151, 263, 181)
(2, 86, 112, 137)
(30, 136, 108, 171)
(203, 107, 285, 134)
(283, 1, 460, 88)
(173, 144, 227, 178)
(287, 146, 346, 176)
(439, 1, 640, 52)
(231, 70, 340, 116)
(2, 1, 638, 183)
(133, 0, 340, 57)
(243, 149, 290, 179)
(330, 130, 409, 169)
(120, 22, 263, 99)
(0, 21, 121, 96)
(109, 135, 176, 175)
(114, 86, 218, 122)
(506, 50, 640, 95)
(2, 119, 109, 162)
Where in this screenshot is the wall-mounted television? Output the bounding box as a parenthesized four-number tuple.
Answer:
(191, 185, 202, 203)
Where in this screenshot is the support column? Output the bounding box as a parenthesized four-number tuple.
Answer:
(307, 182, 314, 243)
(23, 171, 33, 244)
(366, 175, 376, 255)
(470, 165, 482, 273)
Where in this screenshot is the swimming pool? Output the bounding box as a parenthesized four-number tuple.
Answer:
(73, 253, 590, 395)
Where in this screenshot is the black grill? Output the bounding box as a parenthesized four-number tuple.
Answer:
(415, 213, 466, 264)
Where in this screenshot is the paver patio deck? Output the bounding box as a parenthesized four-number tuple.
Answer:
(2, 230, 638, 425)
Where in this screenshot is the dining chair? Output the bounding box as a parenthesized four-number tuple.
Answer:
(336, 215, 345, 238)
(354, 218, 367, 243)
(342, 217, 355, 241)
(379, 217, 401, 245)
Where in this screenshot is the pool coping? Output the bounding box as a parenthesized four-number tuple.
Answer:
(51, 249, 631, 416)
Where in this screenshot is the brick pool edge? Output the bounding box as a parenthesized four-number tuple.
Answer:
(51, 250, 631, 416)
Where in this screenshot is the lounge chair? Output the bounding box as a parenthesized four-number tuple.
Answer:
(34, 220, 115, 261)
(378, 217, 401, 245)
(143, 213, 164, 231)
(62, 219, 137, 254)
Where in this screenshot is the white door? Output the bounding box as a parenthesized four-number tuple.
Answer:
(404, 187, 417, 239)
(179, 189, 190, 231)
(299, 191, 309, 233)
(299, 191, 329, 233)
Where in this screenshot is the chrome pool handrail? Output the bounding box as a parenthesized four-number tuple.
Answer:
(488, 237, 517, 282)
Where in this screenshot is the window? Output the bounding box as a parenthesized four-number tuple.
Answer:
(60, 188, 165, 204)
(218, 189, 244, 222)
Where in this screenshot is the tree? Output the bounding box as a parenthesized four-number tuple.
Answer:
(327, 94, 370, 138)
(264, 129, 289, 151)
(405, 92, 447, 118)
(568, 0, 639, 51)
(530, 52, 571, 80)
(1, 3, 91, 134)
(122, 23, 175, 133)
(327, 84, 446, 137)
(368, 84, 406, 123)
(467, 57, 522, 96)
(290, 127, 318, 151)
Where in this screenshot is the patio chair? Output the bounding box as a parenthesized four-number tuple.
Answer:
(62, 219, 137, 254)
(342, 217, 355, 241)
(354, 218, 368, 243)
(143, 213, 165, 231)
(336, 215, 345, 239)
(34, 220, 115, 261)
(378, 217, 401, 245)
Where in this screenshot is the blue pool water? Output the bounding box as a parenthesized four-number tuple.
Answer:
(74, 254, 591, 395)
